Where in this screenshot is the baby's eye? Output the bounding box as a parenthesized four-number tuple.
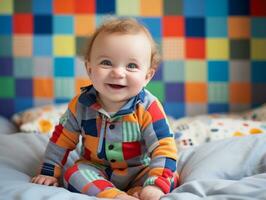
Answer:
(127, 63, 138, 70)
(100, 60, 112, 66)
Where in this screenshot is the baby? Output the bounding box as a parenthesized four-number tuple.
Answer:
(32, 18, 179, 200)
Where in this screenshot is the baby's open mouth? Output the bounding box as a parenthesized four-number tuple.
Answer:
(108, 84, 126, 89)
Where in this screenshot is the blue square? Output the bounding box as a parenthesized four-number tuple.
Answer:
(53, 16, 74, 34)
(0, 16, 12, 34)
(164, 102, 185, 119)
(206, 17, 227, 37)
(33, 35, 52, 56)
(0, 99, 14, 118)
(54, 58, 74, 77)
(153, 63, 163, 81)
(16, 78, 33, 97)
(205, 0, 228, 16)
(15, 98, 33, 113)
(96, 0, 115, 14)
(185, 17, 205, 37)
(34, 15, 52, 34)
(251, 61, 266, 83)
(184, 0, 205, 16)
(229, 0, 249, 15)
(0, 57, 13, 76)
(208, 61, 229, 82)
(33, 0, 52, 14)
(252, 18, 266, 38)
(208, 103, 229, 113)
(139, 17, 162, 38)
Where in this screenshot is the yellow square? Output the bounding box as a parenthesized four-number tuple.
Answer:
(75, 15, 95, 36)
(53, 35, 75, 56)
(116, 0, 140, 16)
(185, 61, 207, 82)
(0, 0, 13, 14)
(140, 0, 162, 16)
(13, 36, 32, 57)
(207, 39, 229, 60)
(251, 39, 266, 60)
(162, 37, 184, 60)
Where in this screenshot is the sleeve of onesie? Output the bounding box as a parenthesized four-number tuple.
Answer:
(142, 99, 179, 194)
(40, 96, 80, 178)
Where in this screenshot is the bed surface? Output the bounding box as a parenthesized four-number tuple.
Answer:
(1, 132, 266, 200)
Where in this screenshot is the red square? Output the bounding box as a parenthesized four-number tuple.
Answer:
(75, 0, 95, 13)
(163, 16, 184, 37)
(185, 38, 205, 59)
(251, 0, 266, 16)
(13, 14, 33, 34)
(122, 142, 141, 160)
(147, 101, 165, 122)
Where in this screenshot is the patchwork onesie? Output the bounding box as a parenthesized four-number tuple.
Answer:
(40, 85, 179, 198)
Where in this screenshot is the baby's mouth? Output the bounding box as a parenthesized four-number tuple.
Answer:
(107, 84, 126, 89)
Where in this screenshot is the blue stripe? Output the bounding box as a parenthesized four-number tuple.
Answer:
(153, 119, 173, 140)
(81, 119, 98, 137)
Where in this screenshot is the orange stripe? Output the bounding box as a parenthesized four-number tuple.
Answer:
(152, 137, 177, 160)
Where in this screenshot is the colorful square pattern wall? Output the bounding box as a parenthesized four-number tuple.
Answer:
(0, 0, 266, 118)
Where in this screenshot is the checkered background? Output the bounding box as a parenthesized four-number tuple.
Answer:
(0, 0, 266, 119)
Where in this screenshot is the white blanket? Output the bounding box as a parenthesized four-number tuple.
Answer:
(1, 133, 266, 200)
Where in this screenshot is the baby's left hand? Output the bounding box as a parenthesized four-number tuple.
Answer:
(139, 185, 164, 200)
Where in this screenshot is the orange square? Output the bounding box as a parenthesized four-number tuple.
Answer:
(228, 17, 250, 38)
(75, 78, 92, 94)
(185, 83, 207, 103)
(13, 36, 32, 57)
(34, 78, 54, 98)
(13, 14, 33, 34)
(54, 0, 75, 14)
(230, 83, 251, 103)
(163, 16, 184, 37)
(74, 0, 95, 13)
(186, 38, 205, 59)
(75, 15, 95, 36)
(140, 0, 162, 16)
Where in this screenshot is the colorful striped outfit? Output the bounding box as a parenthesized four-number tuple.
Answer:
(40, 85, 179, 198)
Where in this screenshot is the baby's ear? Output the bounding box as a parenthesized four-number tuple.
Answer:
(145, 68, 155, 85)
(85, 61, 92, 76)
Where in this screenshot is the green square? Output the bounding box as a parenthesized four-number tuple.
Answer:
(164, 0, 183, 15)
(0, 0, 13, 14)
(14, 58, 33, 77)
(0, 36, 12, 56)
(76, 36, 88, 57)
(14, 0, 32, 13)
(185, 61, 207, 82)
(208, 82, 228, 103)
(0, 77, 15, 98)
(122, 121, 141, 142)
(146, 81, 165, 102)
(163, 61, 184, 82)
(230, 39, 250, 59)
(105, 142, 124, 162)
(55, 78, 74, 98)
(116, 0, 140, 16)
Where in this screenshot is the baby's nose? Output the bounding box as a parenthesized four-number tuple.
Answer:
(111, 67, 126, 78)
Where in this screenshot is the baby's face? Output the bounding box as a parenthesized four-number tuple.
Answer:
(86, 31, 154, 110)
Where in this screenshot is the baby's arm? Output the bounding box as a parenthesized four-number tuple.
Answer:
(142, 100, 179, 194)
(32, 97, 81, 184)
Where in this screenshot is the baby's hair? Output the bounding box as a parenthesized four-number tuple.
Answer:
(84, 17, 161, 70)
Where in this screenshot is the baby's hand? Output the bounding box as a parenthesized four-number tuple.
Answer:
(31, 174, 58, 186)
(139, 185, 164, 200)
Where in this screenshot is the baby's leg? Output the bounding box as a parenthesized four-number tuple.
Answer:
(63, 163, 125, 198)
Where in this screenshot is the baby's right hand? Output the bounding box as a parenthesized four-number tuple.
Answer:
(31, 174, 59, 186)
